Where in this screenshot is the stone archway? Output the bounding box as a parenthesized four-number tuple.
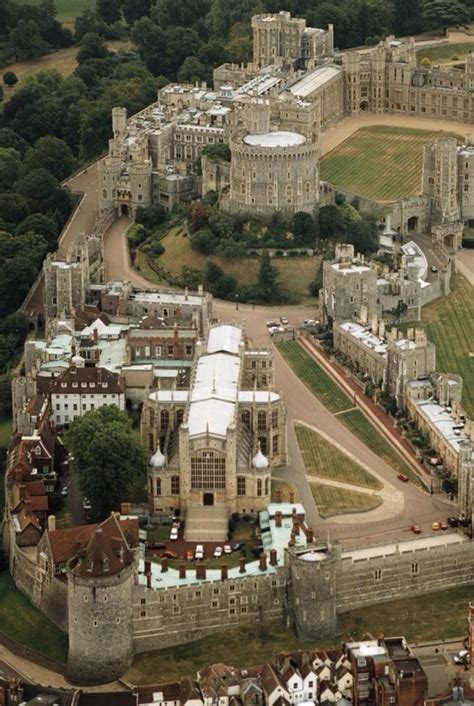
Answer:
(407, 215, 419, 232)
(120, 203, 129, 216)
(444, 233, 455, 250)
(360, 100, 369, 111)
(203, 493, 214, 506)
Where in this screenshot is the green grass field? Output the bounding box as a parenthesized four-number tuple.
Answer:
(417, 41, 474, 65)
(277, 341, 353, 414)
(0, 572, 68, 663)
(127, 584, 471, 684)
(295, 422, 382, 490)
(310, 482, 381, 517)
(142, 226, 319, 303)
(422, 275, 474, 418)
(320, 126, 462, 202)
(19, 0, 95, 27)
(338, 408, 420, 483)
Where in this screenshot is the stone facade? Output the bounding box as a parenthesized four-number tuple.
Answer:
(141, 325, 287, 518)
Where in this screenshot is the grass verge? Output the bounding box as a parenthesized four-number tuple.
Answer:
(277, 341, 352, 414)
(337, 409, 420, 485)
(310, 482, 381, 517)
(0, 572, 68, 663)
(295, 422, 382, 490)
(417, 41, 474, 65)
(422, 274, 474, 418)
(127, 584, 471, 684)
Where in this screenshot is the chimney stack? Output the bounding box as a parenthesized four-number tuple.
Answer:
(306, 527, 314, 543)
(259, 553, 267, 571)
(269, 548, 278, 566)
(275, 511, 282, 528)
(161, 557, 168, 573)
(144, 560, 151, 575)
(221, 564, 228, 581)
(196, 563, 206, 580)
(239, 556, 246, 573)
(146, 572, 152, 589)
(179, 562, 186, 580)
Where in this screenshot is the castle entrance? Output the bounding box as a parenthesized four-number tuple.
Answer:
(407, 215, 419, 232)
(360, 101, 369, 111)
(444, 233, 455, 250)
(120, 203, 129, 216)
(203, 493, 214, 506)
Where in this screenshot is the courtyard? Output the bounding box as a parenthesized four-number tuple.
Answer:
(320, 125, 462, 201)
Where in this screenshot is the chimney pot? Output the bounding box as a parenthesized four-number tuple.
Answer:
(221, 564, 228, 581)
(306, 527, 314, 543)
(146, 572, 152, 589)
(179, 561, 186, 580)
(259, 553, 267, 571)
(269, 548, 278, 566)
(239, 556, 246, 573)
(161, 557, 168, 573)
(196, 563, 206, 580)
(144, 560, 151, 574)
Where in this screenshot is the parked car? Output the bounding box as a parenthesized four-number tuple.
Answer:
(431, 522, 440, 531)
(280, 316, 289, 325)
(147, 541, 165, 550)
(186, 550, 193, 561)
(431, 265, 438, 273)
(397, 474, 409, 482)
(213, 546, 223, 558)
(440, 521, 449, 530)
(170, 527, 178, 541)
(163, 550, 178, 560)
(411, 525, 421, 534)
(195, 544, 204, 560)
(266, 320, 279, 329)
(60, 486, 69, 497)
(447, 517, 459, 527)
(83, 497, 91, 511)
(454, 649, 468, 665)
(231, 542, 245, 551)
(224, 544, 232, 555)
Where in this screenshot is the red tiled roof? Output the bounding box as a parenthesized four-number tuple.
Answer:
(48, 517, 138, 565)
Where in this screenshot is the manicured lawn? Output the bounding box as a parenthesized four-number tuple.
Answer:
(310, 482, 381, 517)
(337, 408, 419, 483)
(0, 572, 68, 663)
(277, 341, 352, 414)
(417, 42, 474, 65)
(422, 275, 474, 418)
(295, 422, 382, 490)
(320, 126, 461, 202)
(127, 583, 471, 684)
(141, 225, 319, 302)
(18, 0, 95, 27)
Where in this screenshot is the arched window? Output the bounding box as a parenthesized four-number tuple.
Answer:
(265, 477, 270, 496)
(242, 410, 252, 429)
(176, 409, 184, 426)
(257, 411, 267, 431)
(272, 435, 279, 454)
(241, 183, 246, 194)
(156, 478, 161, 496)
(149, 409, 155, 426)
(160, 409, 169, 430)
(257, 479, 262, 496)
(190, 450, 226, 489)
(272, 409, 278, 429)
(259, 436, 268, 455)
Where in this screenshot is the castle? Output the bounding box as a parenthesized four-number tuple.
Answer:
(97, 10, 474, 255)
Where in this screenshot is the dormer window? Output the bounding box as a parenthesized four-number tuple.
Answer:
(81, 382, 87, 388)
(90, 382, 96, 388)
(87, 557, 93, 573)
(72, 382, 78, 388)
(61, 382, 67, 388)
(103, 557, 110, 573)
(102, 383, 108, 389)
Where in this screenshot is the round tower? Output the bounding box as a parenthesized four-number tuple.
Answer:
(66, 515, 137, 684)
(287, 542, 339, 639)
(129, 160, 153, 217)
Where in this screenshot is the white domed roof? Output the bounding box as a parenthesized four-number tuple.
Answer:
(71, 354, 85, 368)
(243, 131, 306, 148)
(252, 446, 269, 469)
(150, 446, 166, 468)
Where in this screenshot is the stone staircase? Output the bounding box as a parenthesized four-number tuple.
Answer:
(184, 504, 229, 542)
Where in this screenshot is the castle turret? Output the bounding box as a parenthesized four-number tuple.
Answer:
(66, 514, 137, 684)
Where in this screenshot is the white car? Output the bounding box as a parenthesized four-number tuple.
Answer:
(454, 649, 468, 664)
(280, 316, 289, 325)
(170, 527, 178, 541)
(82, 497, 91, 511)
(195, 544, 204, 560)
(60, 486, 69, 497)
(223, 544, 232, 555)
(213, 546, 223, 558)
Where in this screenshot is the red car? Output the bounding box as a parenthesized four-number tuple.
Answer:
(186, 550, 194, 561)
(440, 521, 449, 530)
(162, 550, 178, 559)
(411, 524, 421, 534)
(397, 474, 409, 482)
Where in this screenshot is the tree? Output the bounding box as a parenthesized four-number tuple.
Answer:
(3, 71, 17, 86)
(422, 0, 470, 34)
(318, 204, 346, 239)
(77, 32, 110, 63)
(8, 19, 49, 60)
(204, 260, 237, 299)
(66, 406, 148, 520)
(122, 0, 152, 25)
(135, 202, 167, 231)
(15, 213, 59, 247)
(23, 136, 76, 181)
(191, 228, 217, 254)
(0, 147, 22, 191)
(178, 56, 206, 84)
(0, 192, 29, 225)
(291, 211, 318, 246)
(74, 9, 107, 41)
(390, 300, 408, 323)
(256, 251, 281, 302)
(97, 0, 122, 25)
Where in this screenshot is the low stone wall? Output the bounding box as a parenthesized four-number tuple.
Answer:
(10, 546, 36, 602)
(37, 576, 68, 633)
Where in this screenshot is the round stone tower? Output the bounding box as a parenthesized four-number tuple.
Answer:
(226, 129, 319, 215)
(287, 542, 339, 640)
(66, 514, 137, 685)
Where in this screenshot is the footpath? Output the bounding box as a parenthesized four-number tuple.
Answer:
(298, 335, 431, 489)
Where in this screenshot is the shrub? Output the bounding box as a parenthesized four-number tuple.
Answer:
(3, 71, 18, 86)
